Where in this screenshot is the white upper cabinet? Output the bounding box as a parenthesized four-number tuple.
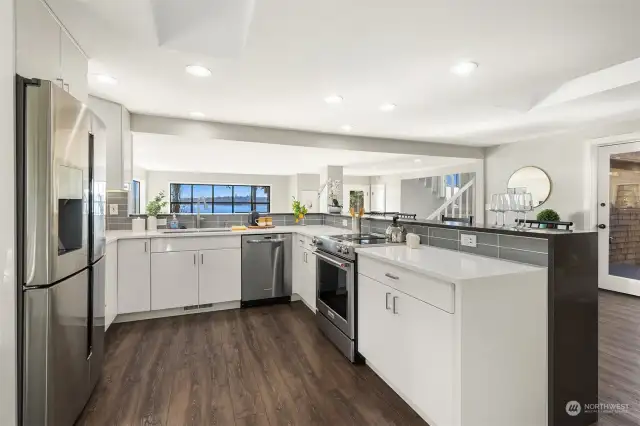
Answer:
(151, 251, 199, 310)
(16, 0, 61, 83)
(16, 0, 88, 102)
(198, 249, 241, 305)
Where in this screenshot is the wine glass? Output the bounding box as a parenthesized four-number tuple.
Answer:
(513, 193, 525, 228)
(489, 194, 499, 226)
(495, 194, 507, 227)
(522, 193, 533, 228)
(504, 193, 518, 228)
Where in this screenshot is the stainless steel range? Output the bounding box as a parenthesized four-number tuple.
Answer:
(311, 233, 388, 362)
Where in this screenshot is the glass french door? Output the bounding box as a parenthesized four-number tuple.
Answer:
(598, 142, 640, 295)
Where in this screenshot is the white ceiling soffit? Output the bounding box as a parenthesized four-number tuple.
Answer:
(132, 133, 467, 176)
(150, 0, 255, 56)
(534, 57, 640, 109)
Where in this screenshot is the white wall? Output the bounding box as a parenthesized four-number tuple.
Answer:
(1, 0, 16, 423)
(485, 137, 592, 229)
(146, 171, 292, 213)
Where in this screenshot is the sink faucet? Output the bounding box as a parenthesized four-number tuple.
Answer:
(196, 196, 207, 229)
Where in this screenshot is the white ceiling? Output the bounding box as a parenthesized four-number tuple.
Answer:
(132, 133, 473, 176)
(47, 0, 640, 146)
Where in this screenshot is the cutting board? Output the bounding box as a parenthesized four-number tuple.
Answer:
(247, 225, 276, 229)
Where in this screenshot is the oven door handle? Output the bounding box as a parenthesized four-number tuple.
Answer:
(312, 251, 350, 270)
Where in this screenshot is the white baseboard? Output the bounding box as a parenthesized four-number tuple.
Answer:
(113, 301, 240, 324)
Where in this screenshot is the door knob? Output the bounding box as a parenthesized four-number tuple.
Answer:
(598, 224, 607, 229)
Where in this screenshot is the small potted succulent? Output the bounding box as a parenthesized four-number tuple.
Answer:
(145, 191, 168, 231)
(536, 208, 560, 228)
(292, 197, 309, 225)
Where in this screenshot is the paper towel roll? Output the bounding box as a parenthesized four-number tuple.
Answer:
(132, 218, 145, 233)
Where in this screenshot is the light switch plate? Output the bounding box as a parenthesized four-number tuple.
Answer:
(157, 218, 167, 226)
(109, 204, 118, 215)
(460, 233, 477, 248)
(343, 219, 348, 227)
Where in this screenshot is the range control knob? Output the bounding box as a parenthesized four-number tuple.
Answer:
(312, 237, 322, 246)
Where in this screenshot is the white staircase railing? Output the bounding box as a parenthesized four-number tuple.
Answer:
(427, 177, 475, 220)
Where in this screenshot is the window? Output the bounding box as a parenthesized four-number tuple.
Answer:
(169, 184, 270, 213)
(132, 180, 141, 214)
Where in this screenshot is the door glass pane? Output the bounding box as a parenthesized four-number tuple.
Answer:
(609, 153, 640, 279)
(349, 190, 364, 212)
(318, 259, 348, 320)
(254, 186, 270, 203)
(214, 185, 232, 202)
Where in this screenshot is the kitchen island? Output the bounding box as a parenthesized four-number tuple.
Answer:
(356, 244, 548, 426)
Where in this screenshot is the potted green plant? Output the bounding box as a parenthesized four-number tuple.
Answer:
(292, 197, 308, 225)
(536, 208, 560, 229)
(146, 190, 168, 231)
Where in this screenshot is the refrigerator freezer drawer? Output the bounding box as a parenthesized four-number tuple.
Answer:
(23, 269, 91, 426)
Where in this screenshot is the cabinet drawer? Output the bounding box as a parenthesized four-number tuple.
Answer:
(151, 236, 241, 252)
(359, 256, 455, 313)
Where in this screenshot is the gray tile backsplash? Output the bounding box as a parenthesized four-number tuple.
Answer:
(428, 227, 459, 240)
(499, 247, 548, 267)
(498, 234, 549, 254)
(459, 231, 498, 246)
(429, 237, 459, 251)
(460, 243, 500, 258)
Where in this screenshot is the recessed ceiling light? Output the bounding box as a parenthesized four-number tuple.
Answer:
(414, 159, 422, 163)
(185, 65, 212, 77)
(95, 74, 117, 85)
(189, 111, 205, 118)
(379, 103, 396, 112)
(340, 125, 352, 132)
(325, 94, 343, 104)
(451, 61, 479, 76)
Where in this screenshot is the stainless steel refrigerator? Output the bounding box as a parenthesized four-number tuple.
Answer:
(16, 76, 107, 426)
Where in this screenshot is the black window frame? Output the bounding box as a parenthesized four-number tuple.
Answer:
(169, 183, 270, 214)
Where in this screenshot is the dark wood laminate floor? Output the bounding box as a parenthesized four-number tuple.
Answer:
(77, 302, 426, 426)
(596, 290, 640, 426)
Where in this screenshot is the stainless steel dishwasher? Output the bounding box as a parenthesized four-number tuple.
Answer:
(241, 234, 292, 307)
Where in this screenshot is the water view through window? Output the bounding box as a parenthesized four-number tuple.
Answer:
(169, 184, 270, 214)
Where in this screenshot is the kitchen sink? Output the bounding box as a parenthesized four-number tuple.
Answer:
(160, 228, 232, 234)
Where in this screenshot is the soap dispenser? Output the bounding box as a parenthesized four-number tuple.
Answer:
(169, 214, 179, 229)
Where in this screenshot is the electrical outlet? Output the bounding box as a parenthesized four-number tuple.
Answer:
(460, 234, 477, 248)
(109, 204, 118, 215)
(343, 219, 348, 227)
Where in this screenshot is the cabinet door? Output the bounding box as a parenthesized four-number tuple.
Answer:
(357, 274, 395, 374)
(198, 249, 241, 304)
(292, 238, 303, 296)
(105, 242, 118, 328)
(16, 0, 62, 82)
(304, 249, 317, 311)
(395, 293, 455, 426)
(117, 239, 150, 314)
(61, 31, 88, 103)
(151, 251, 199, 310)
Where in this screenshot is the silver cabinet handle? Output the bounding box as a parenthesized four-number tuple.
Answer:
(201, 253, 204, 264)
(63, 83, 69, 92)
(193, 253, 196, 265)
(304, 252, 307, 263)
(392, 296, 398, 314)
(385, 292, 391, 310)
(385, 273, 399, 280)
(144, 242, 147, 252)
(246, 239, 285, 244)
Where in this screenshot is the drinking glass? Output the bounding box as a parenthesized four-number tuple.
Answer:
(489, 194, 499, 226)
(522, 193, 534, 228)
(505, 193, 518, 228)
(495, 193, 507, 227)
(513, 194, 525, 228)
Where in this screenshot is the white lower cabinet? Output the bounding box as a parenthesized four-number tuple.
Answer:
(105, 241, 118, 329)
(292, 235, 316, 311)
(117, 239, 151, 314)
(358, 273, 454, 426)
(151, 251, 199, 310)
(198, 249, 241, 304)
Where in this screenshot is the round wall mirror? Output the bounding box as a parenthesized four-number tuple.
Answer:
(507, 166, 551, 207)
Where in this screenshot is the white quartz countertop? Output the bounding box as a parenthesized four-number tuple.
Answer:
(356, 245, 545, 284)
(106, 225, 351, 244)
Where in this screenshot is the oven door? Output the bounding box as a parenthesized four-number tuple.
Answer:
(313, 250, 355, 339)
